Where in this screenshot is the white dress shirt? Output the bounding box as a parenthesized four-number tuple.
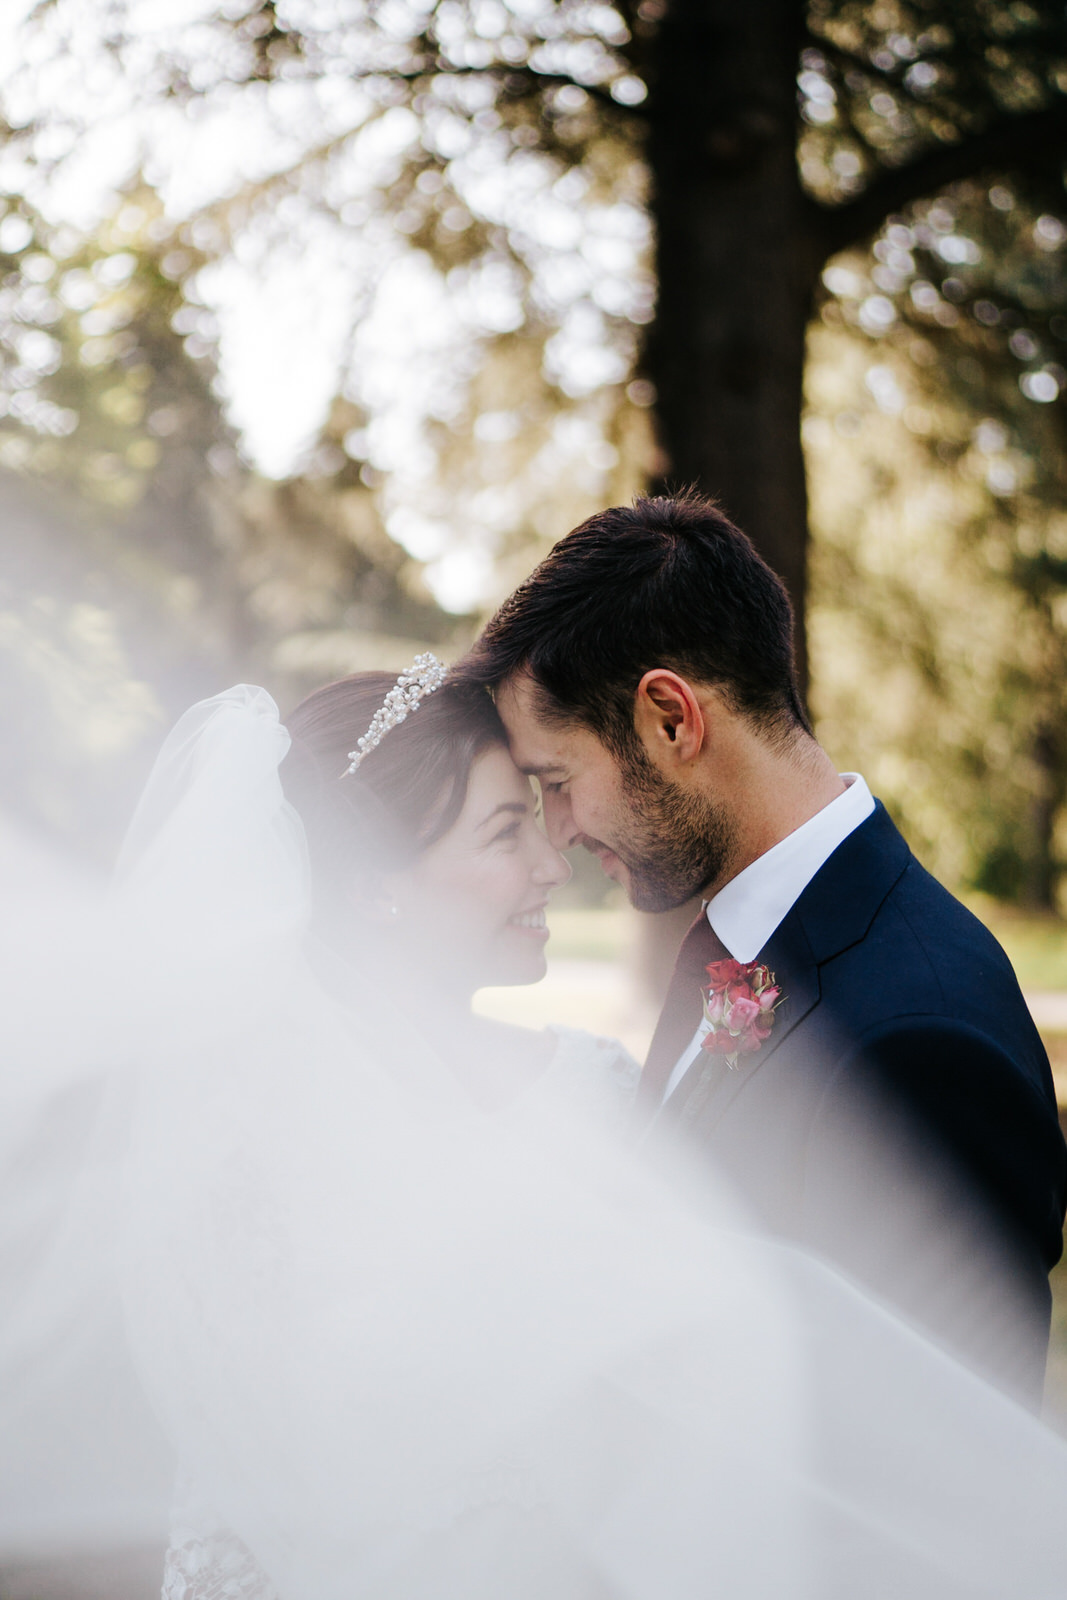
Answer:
(663, 774, 875, 1101)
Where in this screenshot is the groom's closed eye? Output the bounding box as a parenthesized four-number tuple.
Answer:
(525, 774, 565, 809)
(531, 770, 568, 792)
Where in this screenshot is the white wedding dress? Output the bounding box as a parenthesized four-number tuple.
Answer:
(160, 1027, 640, 1600)
(5, 686, 1067, 1600)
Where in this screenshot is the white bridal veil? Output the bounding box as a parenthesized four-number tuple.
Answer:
(2, 685, 1067, 1599)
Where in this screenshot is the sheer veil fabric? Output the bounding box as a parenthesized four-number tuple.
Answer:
(3, 686, 1067, 1597)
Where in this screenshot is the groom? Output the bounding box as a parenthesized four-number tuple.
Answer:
(462, 491, 1067, 1405)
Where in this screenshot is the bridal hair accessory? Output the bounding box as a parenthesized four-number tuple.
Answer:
(345, 653, 448, 774)
(700, 959, 782, 1068)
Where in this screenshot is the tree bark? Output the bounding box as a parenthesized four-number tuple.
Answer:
(644, 0, 817, 687)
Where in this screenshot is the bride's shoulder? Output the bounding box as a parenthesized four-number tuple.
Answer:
(542, 1025, 640, 1116)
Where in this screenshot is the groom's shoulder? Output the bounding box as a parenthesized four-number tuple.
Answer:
(868, 820, 1017, 979)
(890, 851, 1012, 970)
(813, 806, 1043, 1061)
(811, 798, 1012, 972)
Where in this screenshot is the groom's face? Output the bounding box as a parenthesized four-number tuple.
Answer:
(496, 674, 731, 912)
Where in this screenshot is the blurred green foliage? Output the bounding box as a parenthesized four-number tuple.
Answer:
(3, 0, 1067, 911)
(0, 186, 456, 857)
(809, 174, 1067, 909)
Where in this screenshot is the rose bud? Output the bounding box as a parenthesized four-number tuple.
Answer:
(727, 994, 761, 1028)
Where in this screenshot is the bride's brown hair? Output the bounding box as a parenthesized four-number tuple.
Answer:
(282, 671, 506, 929)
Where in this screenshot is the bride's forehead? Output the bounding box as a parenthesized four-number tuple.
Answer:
(464, 743, 531, 804)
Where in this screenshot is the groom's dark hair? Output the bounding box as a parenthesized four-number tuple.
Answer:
(461, 491, 811, 753)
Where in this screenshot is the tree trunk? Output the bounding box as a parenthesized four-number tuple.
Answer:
(645, 0, 817, 688)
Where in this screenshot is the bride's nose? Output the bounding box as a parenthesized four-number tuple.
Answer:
(531, 831, 572, 888)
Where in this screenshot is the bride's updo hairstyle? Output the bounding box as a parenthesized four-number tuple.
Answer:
(282, 671, 506, 940)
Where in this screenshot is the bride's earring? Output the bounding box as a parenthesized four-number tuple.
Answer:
(389, 904, 400, 920)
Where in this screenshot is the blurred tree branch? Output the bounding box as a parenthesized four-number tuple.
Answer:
(820, 98, 1067, 257)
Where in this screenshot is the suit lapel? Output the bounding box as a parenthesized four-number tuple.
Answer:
(640, 802, 914, 1140)
(651, 910, 821, 1136)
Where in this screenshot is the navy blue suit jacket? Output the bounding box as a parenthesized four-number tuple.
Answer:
(648, 802, 1067, 1403)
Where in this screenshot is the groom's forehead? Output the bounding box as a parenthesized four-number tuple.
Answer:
(496, 680, 552, 757)
(496, 676, 596, 772)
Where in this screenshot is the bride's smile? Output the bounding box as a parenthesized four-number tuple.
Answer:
(506, 904, 548, 934)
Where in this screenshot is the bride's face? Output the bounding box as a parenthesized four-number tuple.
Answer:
(389, 745, 571, 991)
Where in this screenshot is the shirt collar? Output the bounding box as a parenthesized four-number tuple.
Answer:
(705, 775, 875, 962)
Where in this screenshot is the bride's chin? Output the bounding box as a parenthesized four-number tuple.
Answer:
(480, 951, 548, 989)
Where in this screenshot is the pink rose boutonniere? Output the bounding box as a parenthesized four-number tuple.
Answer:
(700, 958, 783, 1069)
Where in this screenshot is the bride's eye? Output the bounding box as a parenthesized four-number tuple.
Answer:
(490, 820, 521, 846)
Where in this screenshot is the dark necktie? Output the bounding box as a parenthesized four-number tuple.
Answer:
(635, 910, 729, 1119)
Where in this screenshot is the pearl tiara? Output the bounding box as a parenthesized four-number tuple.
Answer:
(345, 652, 448, 775)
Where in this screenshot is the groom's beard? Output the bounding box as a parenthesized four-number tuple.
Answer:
(610, 747, 733, 913)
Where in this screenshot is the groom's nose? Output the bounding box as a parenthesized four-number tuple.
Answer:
(541, 789, 578, 850)
(531, 830, 571, 888)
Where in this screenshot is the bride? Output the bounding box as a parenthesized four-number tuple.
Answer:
(6, 657, 1067, 1598)
(122, 660, 647, 1599)
(273, 659, 636, 1119)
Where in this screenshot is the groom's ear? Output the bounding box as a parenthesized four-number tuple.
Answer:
(634, 670, 705, 765)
